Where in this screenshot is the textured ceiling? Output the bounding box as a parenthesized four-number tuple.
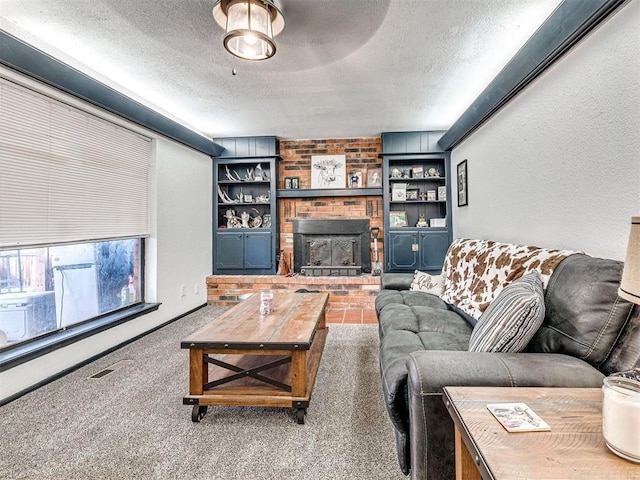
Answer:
(0, 0, 562, 140)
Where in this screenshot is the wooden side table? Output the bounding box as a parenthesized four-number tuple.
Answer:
(443, 386, 639, 480)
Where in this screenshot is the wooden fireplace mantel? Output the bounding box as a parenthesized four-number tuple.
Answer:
(277, 188, 382, 198)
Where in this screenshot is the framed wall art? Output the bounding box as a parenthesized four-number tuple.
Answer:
(311, 154, 346, 189)
(457, 159, 468, 207)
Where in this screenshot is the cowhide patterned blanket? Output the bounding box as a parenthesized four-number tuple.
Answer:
(440, 238, 580, 320)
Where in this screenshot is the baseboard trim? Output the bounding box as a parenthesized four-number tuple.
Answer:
(0, 302, 207, 407)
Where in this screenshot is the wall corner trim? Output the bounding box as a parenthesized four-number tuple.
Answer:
(439, 0, 627, 151)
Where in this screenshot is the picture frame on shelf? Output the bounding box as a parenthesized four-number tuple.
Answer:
(349, 171, 363, 188)
(437, 186, 447, 201)
(412, 166, 423, 178)
(427, 190, 436, 201)
(291, 177, 299, 189)
(389, 211, 408, 227)
(284, 177, 292, 189)
(367, 167, 382, 187)
(457, 159, 468, 206)
(392, 182, 407, 201)
(311, 154, 346, 189)
(406, 189, 419, 201)
(243, 194, 253, 203)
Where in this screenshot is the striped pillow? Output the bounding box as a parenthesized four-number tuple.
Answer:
(468, 271, 545, 353)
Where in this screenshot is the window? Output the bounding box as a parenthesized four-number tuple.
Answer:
(0, 239, 142, 348)
(0, 74, 153, 357)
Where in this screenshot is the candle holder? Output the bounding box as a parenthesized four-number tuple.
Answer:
(602, 375, 640, 463)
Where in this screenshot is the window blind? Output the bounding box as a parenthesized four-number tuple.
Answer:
(0, 78, 151, 248)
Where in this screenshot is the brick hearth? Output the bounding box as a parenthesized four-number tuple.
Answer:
(206, 274, 381, 313)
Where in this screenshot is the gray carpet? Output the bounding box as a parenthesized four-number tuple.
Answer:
(0, 306, 405, 479)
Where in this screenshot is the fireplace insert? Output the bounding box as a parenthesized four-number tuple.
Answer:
(293, 219, 371, 276)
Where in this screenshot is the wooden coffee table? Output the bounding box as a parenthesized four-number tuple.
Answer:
(181, 292, 328, 424)
(443, 386, 639, 480)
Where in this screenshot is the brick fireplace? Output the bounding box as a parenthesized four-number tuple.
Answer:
(207, 137, 384, 312)
(279, 137, 384, 270)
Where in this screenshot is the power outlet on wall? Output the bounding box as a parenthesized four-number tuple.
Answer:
(194, 284, 200, 295)
(180, 285, 186, 297)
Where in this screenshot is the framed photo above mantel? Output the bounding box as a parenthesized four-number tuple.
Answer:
(367, 167, 382, 187)
(457, 159, 468, 207)
(311, 154, 346, 189)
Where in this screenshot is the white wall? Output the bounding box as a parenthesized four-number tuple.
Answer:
(0, 69, 213, 401)
(451, 0, 640, 260)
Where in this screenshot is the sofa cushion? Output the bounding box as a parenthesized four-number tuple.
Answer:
(468, 271, 545, 352)
(375, 289, 448, 315)
(440, 238, 578, 319)
(527, 255, 635, 367)
(410, 271, 444, 296)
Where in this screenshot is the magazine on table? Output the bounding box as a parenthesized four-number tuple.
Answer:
(487, 403, 551, 432)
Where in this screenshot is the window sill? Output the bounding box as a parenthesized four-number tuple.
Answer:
(0, 303, 160, 372)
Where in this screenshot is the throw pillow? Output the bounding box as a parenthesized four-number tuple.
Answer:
(468, 271, 545, 353)
(410, 270, 444, 296)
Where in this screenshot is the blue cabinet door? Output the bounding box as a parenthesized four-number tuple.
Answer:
(387, 231, 419, 271)
(215, 232, 244, 269)
(244, 232, 273, 269)
(419, 231, 449, 273)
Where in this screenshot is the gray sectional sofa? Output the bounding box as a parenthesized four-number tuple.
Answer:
(376, 244, 640, 479)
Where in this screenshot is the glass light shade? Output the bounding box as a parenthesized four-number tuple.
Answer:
(602, 377, 640, 463)
(619, 217, 640, 304)
(213, 0, 285, 61)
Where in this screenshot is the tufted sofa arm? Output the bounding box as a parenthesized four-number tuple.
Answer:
(406, 351, 605, 480)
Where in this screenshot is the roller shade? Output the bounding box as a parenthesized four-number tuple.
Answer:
(0, 78, 151, 248)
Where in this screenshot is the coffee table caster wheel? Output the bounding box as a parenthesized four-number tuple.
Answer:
(192, 405, 207, 422)
(296, 408, 306, 424)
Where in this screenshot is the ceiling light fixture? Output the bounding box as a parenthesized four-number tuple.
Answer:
(213, 0, 285, 61)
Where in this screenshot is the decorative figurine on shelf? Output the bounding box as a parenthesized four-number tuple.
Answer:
(255, 192, 270, 203)
(225, 208, 241, 228)
(243, 168, 255, 181)
(419, 192, 427, 201)
(225, 165, 242, 182)
(416, 215, 429, 228)
(255, 163, 270, 181)
(263, 214, 272, 228)
(240, 211, 250, 228)
(217, 185, 237, 204)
